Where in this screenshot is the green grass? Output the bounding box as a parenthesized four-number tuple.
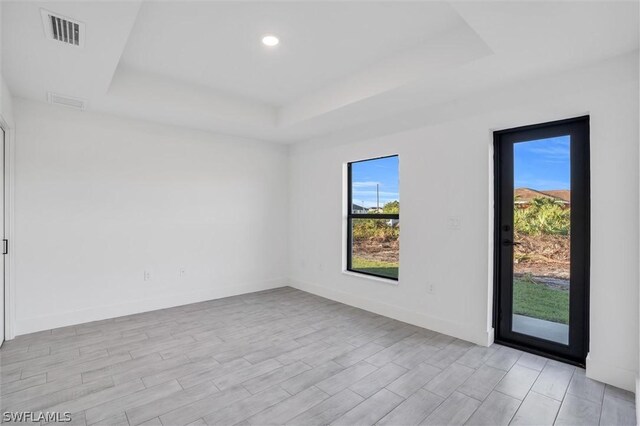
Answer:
(513, 278, 569, 324)
(352, 257, 398, 279)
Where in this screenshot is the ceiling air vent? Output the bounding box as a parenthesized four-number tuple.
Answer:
(47, 92, 86, 111)
(40, 9, 85, 47)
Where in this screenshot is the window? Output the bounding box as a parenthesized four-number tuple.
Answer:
(347, 155, 399, 280)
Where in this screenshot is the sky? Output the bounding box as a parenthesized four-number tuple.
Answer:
(514, 135, 571, 190)
(352, 156, 399, 208)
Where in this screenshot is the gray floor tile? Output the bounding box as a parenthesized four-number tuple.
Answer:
(141, 357, 220, 388)
(0, 373, 47, 397)
(393, 343, 441, 369)
(457, 364, 506, 401)
(279, 361, 345, 395)
(125, 380, 219, 425)
(302, 342, 357, 367)
(241, 361, 311, 394)
(84, 380, 182, 424)
(316, 361, 377, 395)
(425, 340, 474, 369)
(465, 390, 520, 425)
(531, 363, 574, 401)
(246, 386, 330, 425)
(555, 393, 601, 426)
(178, 358, 252, 389)
(456, 345, 499, 369)
(349, 362, 407, 398)
(286, 388, 364, 425)
(494, 364, 540, 400)
(599, 392, 636, 426)
(421, 391, 480, 425)
(510, 391, 560, 425)
(331, 389, 403, 426)
(44, 379, 145, 415)
(424, 363, 475, 398)
(516, 352, 548, 371)
(365, 341, 415, 367)
(386, 362, 441, 398)
(213, 358, 282, 390)
(137, 418, 163, 426)
(202, 386, 291, 425)
(604, 384, 635, 403)
(333, 342, 386, 367)
(567, 368, 605, 404)
(88, 411, 128, 426)
(378, 389, 443, 425)
(276, 341, 330, 365)
(484, 346, 522, 371)
(7, 376, 114, 413)
(159, 386, 251, 426)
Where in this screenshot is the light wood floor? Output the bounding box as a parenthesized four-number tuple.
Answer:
(0, 287, 635, 425)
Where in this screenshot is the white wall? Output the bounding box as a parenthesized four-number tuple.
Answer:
(13, 99, 289, 335)
(289, 52, 639, 391)
(0, 77, 13, 127)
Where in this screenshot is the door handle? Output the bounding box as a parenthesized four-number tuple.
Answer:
(502, 239, 522, 246)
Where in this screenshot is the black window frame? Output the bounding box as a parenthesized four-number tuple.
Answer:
(346, 155, 399, 281)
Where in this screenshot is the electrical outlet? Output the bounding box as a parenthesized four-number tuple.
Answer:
(448, 216, 462, 230)
(144, 270, 152, 281)
(427, 283, 435, 294)
(179, 267, 186, 278)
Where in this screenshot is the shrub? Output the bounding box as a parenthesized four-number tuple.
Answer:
(353, 201, 399, 242)
(352, 219, 399, 241)
(514, 197, 570, 236)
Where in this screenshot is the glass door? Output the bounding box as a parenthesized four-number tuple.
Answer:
(494, 117, 590, 365)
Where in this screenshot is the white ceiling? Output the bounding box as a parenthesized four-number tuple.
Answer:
(121, 2, 465, 105)
(2, 1, 639, 143)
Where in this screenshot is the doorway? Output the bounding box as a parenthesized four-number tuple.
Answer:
(494, 116, 590, 366)
(0, 126, 5, 347)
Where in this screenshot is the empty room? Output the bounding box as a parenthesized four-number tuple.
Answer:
(0, 1, 639, 425)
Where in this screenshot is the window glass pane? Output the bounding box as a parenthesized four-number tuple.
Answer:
(351, 156, 399, 214)
(351, 219, 399, 279)
(512, 136, 570, 344)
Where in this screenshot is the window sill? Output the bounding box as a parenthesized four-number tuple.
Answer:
(342, 270, 399, 286)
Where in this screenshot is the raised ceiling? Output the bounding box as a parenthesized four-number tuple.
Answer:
(121, 2, 465, 105)
(2, 1, 639, 143)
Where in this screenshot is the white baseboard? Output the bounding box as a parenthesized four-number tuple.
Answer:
(586, 352, 636, 392)
(14, 278, 287, 336)
(487, 327, 495, 345)
(289, 279, 492, 347)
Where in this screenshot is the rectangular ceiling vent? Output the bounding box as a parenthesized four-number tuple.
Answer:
(47, 92, 86, 111)
(40, 9, 85, 47)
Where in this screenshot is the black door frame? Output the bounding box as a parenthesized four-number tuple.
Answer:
(493, 116, 590, 366)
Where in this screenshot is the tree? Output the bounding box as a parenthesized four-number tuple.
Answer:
(382, 200, 399, 214)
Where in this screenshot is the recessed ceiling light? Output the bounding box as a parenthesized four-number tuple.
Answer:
(262, 35, 279, 47)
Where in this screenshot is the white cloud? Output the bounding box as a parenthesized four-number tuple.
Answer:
(352, 181, 382, 188)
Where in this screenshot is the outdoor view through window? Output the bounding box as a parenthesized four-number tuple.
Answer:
(348, 155, 399, 280)
(512, 136, 570, 344)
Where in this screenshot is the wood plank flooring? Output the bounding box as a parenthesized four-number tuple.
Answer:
(0, 287, 636, 425)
